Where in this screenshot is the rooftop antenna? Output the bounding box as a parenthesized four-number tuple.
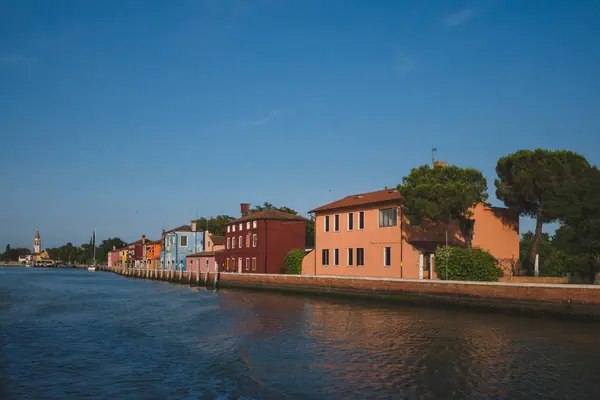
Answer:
(432, 148, 437, 166)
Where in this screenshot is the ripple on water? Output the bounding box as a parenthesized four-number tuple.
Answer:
(2, 267, 600, 399)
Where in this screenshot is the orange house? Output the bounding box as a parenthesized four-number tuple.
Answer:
(302, 188, 519, 279)
(144, 240, 162, 269)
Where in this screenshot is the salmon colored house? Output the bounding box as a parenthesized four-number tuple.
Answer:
(186, 233, 225, 273)
(108, 247, 121, 267)
(302, 188, 519, 279)
(144, 240, 162, 269)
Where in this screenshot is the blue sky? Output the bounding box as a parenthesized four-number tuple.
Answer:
(1, 0, 599, 250)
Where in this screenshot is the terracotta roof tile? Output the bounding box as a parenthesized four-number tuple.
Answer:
(309, 188, 401, 213)
(228, 209, 307, 224)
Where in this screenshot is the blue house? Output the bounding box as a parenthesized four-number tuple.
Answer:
(160, 222, 205, 271)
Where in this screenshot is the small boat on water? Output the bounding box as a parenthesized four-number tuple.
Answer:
(87, 266, 96, 272)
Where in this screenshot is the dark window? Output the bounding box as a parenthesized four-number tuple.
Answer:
(359, 211, 365, 229)
(324, 216, 330, 232)
(334, 249, 339, 266)
(348, 213, 354, 230)
(384, 247, 391, 267)
(357, 248, 365, 266)
(348, 248, 353, 266)
(334, 215, 340, 231)
(379, 208, 397, 227)
(322, 249, 330, 266)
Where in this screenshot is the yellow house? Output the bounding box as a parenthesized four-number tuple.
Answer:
(119, 248, 128, 265)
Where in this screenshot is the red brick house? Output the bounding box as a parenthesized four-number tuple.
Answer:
(219, 203, 307, 274)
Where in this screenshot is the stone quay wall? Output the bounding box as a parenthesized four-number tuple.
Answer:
(100, 267, 600, 320)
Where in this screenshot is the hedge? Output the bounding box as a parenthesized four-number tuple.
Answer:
(284, 248, 305, 275)
(434, 246, 503, 282)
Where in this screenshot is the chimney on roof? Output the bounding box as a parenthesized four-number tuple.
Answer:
(433, 161, 447, 167)
(191, 221, 197, 232)
(142, 234, 146, 245)
(241, 203, 251, 217)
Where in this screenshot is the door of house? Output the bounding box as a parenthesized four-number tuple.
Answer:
(419, 253, 434, 279)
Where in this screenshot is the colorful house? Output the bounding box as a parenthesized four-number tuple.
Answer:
(107, 247, 120, 267)
(302, 187, 519, 279)
(143, 240, 162, 269)
(220, 203, 306, 274)
(126, 236, 150, 268)
(119, 248, 128, 267)
(160, 223, 204, 271)
(186, 233, 225, 273)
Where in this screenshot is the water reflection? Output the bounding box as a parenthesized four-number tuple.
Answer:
(2, 267, 600, 399)
(221, 290, 600, 399)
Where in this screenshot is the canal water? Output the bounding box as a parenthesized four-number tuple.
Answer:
(1, 267, 600, 399)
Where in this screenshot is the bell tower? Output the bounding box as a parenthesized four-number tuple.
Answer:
(34, 231, 41, 254)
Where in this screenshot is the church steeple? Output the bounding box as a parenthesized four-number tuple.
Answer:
(34, 231, 41, 254)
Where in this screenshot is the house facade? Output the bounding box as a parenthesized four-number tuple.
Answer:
(107, 247, 121, 267)
(143, 240, 162, 269)
(302, 188, 519, 279)
(125, 236, 151, 268)
(119, 248, 128, 266)
(160, 223, 204, 271)
(220, 203, 306, 274)
(186, 233, 225, 273)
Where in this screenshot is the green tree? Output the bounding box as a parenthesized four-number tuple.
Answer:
(97, 237, 127, 263)
(0, 246, 30, 262)
(495, 149, 591, 267)
(250, 203, 314, 248)
(284, 248, 306, 274)
(552, 166, 600, 282)
(193, 215, 235, 236)
(398, 164, 488, 247)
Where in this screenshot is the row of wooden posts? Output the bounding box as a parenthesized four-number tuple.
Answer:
(100, 265, 219, 288)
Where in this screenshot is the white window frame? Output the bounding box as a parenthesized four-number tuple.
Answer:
(227, 237, 231, 249)
(239, 223, 243, 231)
(238, 257, 242, 272)
(322, 249, 330, 266)
(245, 257, 250, 271)
(347, 213, 354, 231)
(384, 247, 391, 267)
(334, 214, 340, 232)
(252, 221, 257, 229)
(357, 248, 365, 266)
(232, 237, 236, 249)
(180, 235, 188, 247)
(238, 236, 243, 248)
(358, 211, 365, 230)
(252, 257, 257, 271)
(252, 234, 258, 247)
(232, 225, 236, 232)
(347, 248, 353, 266)
(246, 222, 251, 230)
(379, 208, 397, 227)
(334, 248, 339, 266)
(227, 226, 231, 233)
(324, 215, 330, 232)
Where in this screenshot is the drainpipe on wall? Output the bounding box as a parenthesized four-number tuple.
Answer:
(399, 205, 403, 279)
(264, 220, 268, 274)
(312, 212, 316, 276)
